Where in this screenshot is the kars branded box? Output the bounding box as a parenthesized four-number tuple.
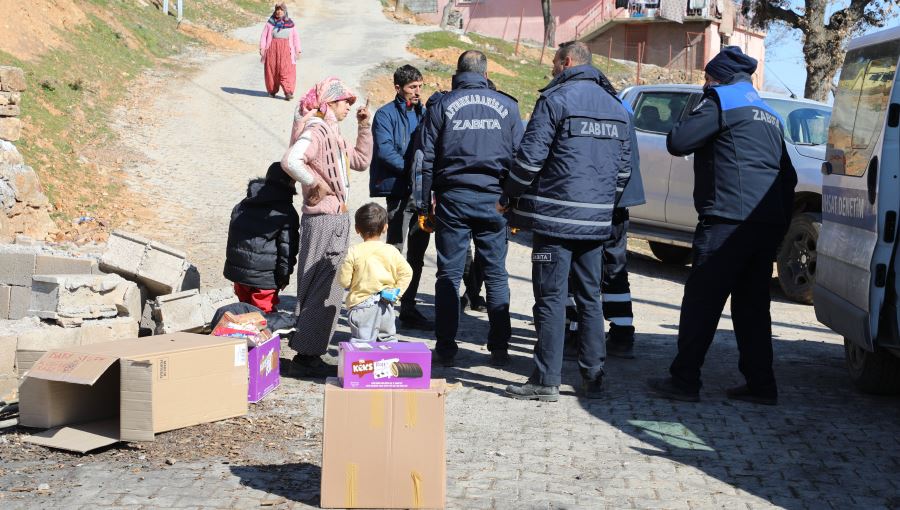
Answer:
(338, 341, 431, 389)
(321, 378, 447, 509)
(248, 333, 280, 403)
(18, 333, 249, 453)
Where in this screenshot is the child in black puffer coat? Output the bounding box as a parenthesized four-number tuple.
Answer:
(223, 162, 299, 313)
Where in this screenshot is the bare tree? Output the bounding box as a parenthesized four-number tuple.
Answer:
(751, 0, 897, 101)
(541, 0, 556, 48)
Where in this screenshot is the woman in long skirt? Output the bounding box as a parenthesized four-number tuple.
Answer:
(259, 3, 301, 100)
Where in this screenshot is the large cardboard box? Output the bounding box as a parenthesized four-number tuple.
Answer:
(18, 333, 248, 453)
(321, 378, 447, 509)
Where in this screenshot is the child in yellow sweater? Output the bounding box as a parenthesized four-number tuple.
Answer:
(338, 203, 413, 342)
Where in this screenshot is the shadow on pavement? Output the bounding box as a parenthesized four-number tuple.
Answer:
(575, 333, 900, 509)
(220, 86, 275, 98)
(230, 462, 322, 505)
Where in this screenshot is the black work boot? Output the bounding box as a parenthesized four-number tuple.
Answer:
(646, 377, 700, 402)
(399, 306, 434, 330)
(432, 351, 456, 368)
(581, 376, 604, 399)
(504, 381, 559, 402)
(606, 333, 635, 359)
(726, 384, 777, 406)
(489, 349, 509, 367)
(289, 354, 337, 379)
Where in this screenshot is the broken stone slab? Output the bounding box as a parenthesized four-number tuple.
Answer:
(0, 67, 26, 93)
(0, 247, 35, 286)
(139, 298, 157, 337)
(7, 285, 30, 320)
(199, 286, 239, 325)
(137, 241, 191, 295)
(0, 140, 23, 166)
(79, 317, 139, 345)
(0, 105, 20, 117)
(99, 230, 149, 278)
(153, 289, 204, 334)
(29, 273, 142, 322)
(0, 92, 21, 107)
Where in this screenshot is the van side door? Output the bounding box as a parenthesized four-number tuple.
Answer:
(814, 38, 900, 351)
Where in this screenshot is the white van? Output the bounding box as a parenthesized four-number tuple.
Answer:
(814, 26, 900, 393)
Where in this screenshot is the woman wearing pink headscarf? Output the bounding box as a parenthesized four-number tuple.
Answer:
(259, 3, 301, 100)
(281, 77, 372, 377)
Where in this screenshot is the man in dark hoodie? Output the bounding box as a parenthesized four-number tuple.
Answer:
(223, 162, 300, 315)
(647, 46, 797, 406)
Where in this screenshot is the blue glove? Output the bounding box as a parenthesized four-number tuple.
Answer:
(379, 288, 401, 303)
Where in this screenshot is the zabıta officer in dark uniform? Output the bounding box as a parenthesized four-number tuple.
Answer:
(647, 47, 797, 405)
(416, 50, 524, 367)
(500, 41, 636, 401)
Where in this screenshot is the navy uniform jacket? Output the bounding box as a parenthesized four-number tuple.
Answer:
(667, 73, 797, 224)
(416, 72, 523, 208)
(503, 65, 635, 240)
(369, 95, 426, 198)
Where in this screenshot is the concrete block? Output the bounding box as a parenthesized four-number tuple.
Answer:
(0, 91, 21, 106)
(14, 318, 82, 351)
(8, 285, 30, 320)
(29, 274, 140, 321)
(0, 375, 16, 402)
(153, 289, 204, 334)
(0, 285, 10, 319)
(0, 66, 26, 92)
(0, 104, 21, 117)
(199, 286, 238, 325)
(139, 299, 157, 337)
(79, 317, 139, 345)
(137, 241, 189, 295)
(0, 250, 35, 286)
(15, 350, 44, 377)
(0, 329, 15, 379)
(34, 254, 97, 276)
(100, 230, 149, 278)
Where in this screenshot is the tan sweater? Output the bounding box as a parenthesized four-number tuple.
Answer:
(337, 240, 412, 309)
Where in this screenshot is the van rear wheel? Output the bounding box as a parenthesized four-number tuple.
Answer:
(777, 212, 820, 305)
(648, 241, 692, 265)
(844, 338, 900, 394)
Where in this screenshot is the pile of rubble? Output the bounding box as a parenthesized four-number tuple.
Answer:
(0, 66, 57, 241)
(0, 231, 237, 402)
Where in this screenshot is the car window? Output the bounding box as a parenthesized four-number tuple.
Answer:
(765, 99, 831, 146)
(826, 39, 900, 177)
(632, 92, 690, 134)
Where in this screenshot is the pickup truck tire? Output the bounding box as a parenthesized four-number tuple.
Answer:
(844, 338, 900, 394)
(648, 241, 692, 265)
(776, 212, 820, 305)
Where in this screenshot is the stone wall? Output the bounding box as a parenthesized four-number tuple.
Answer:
(0, 66, 57, 242)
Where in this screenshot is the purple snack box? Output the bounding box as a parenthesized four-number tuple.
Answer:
(338, 341, 432, 389)
(248, 334, 280, 403)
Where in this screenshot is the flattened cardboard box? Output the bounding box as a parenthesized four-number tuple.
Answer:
(18, 333, 248, 453)
(321, 378, 447, 509)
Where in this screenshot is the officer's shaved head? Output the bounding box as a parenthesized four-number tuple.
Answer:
(457, 50, 488, 75)
(557, 41, 592, 66)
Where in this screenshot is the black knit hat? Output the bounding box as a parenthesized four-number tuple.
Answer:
(265, 162, 294, 188)
(704, 46, 758, 82)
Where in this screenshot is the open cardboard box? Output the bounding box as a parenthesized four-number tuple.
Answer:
(18, 332, 249, 453)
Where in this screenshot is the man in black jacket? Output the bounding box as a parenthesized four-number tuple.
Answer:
(223, 162, 300, 314)
(416, 50, 524, 367)
(647, 47, 797, 405)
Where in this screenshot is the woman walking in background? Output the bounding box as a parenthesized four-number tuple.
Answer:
(281, 77, 372, 377)
(259, 3, 301, 100)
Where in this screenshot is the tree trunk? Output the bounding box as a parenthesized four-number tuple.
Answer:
(440, 1, 453, 29)
(541, 0, 556, 47)
(802, 34, 845, 101)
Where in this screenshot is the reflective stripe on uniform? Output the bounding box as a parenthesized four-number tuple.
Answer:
(508, 171, 533, 186)
(609, 317, 634, 326)
(602, 293, 631, 303)
(512, 209, 612, 227)
(516, 158, 542, 173)
(521, 194, 615, 210)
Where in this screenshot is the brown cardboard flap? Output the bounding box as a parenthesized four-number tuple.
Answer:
(22, 419, 119, 453)
(25, 352, 118, 385)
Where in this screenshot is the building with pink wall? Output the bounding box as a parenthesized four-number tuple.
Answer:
(411, 0, 766, 86)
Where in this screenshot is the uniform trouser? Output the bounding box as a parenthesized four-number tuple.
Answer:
(433, 188, 511, 358)
(532, 234, 606, 387)
(602, 209, 634, 341)
(386, 196, 431, 310)
(290, 213, 350, 356)
(670, 217, 784, 395)
(347, 294, 397, 342)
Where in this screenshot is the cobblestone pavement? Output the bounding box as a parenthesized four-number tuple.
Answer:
(3, 1, 900, 509)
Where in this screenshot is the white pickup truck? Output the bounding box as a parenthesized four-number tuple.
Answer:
(619, 84, 832, 304)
